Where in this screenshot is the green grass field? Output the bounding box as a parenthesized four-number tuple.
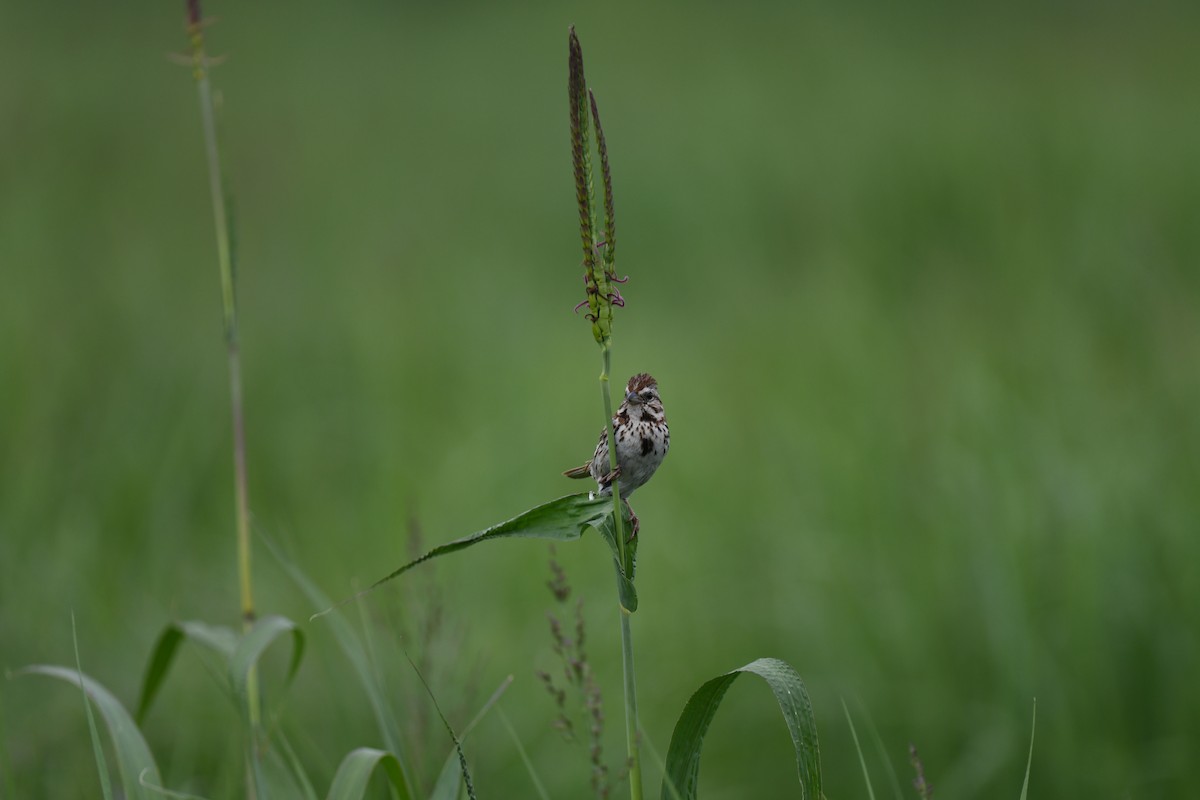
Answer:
(2, 1, 1198, 797)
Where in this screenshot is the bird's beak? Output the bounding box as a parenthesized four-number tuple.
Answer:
(625, 390, 639, 404)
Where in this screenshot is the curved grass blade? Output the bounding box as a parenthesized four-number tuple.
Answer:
(496, 706, 551, 800)
(229, 614, 305, 705)
(428, 675, 512, 800)
(312, 493, 613, 620)
(72, 613, 114, 800)
(402, 647, 476, 800)
(660, 658, 820, 800)
(139, 769, 211, 799)
(325, 748, 409, 800)
(19, 665, 162, 800)
(842, 698, 876, 800)
(1019, 698, 1037, 800)
(261, 532, 410, 762)
(137, 620, 238, 722)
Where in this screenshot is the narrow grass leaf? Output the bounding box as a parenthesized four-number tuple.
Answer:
(661, 658, 821, 800)
(229, 614, 305, 705)
(639, 721, 681, 800)
(262, 532, 409, 755)
(72, 614, 114, 800)
(137, 620, 238, 722)
(860, 700, 904, 800)
(20, 665, 162, 800)
(842, 698, 876, 800)
(428, 675, 512, 800)
(1019, 698, 1037, 800)
(139, 770, 211, 799)
(402, 647, 476, 800)
(325, 748, 408, 800)
(312, 493, 613, 620)
(496, 707, 552, 800)
(276, 730, 321, 800)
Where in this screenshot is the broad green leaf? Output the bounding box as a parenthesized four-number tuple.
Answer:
(593, 505, 638, 611)
(661, 658, 821, 800)
(325, 748, 408, 800)
(137, 619, 238, 722)
(261, 532, 416, 798)
(20, 665, 162, 800)
(229, 614, 305, 705)
(312, 493, 616, 620)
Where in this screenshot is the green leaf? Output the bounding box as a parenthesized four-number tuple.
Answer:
(20, 665, 162, 800)
(72, 614, 114, 800)
(312, 493, 615, 620)
(1019, 698, 1037, 800)
(262, 532, 417, 798)
(842, 698, 876, 800)
(593, 506, 638, 611)
(229, 614, 305, 706)
(325, 748, 409, 800)
(660, 657, 821, 800)
(137, 620, 238, 722)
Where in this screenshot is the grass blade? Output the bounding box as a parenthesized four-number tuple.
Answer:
(1019, 698, 1037, 800)
(229, 614, 305, 706)
(312, 493, 613, 620)
(20, 664, 162, 800)
(860, 700, 904, 800)
(660, 657, 820, 800)
(262, 532, 415, 795)
(496, 706, 552, 800)
(72, 614, 114, 800)
(402, 647, 475, 800)
(137, 620, 238, 722)
(842, 698, 876, 800)
(325, 748, 409, 800)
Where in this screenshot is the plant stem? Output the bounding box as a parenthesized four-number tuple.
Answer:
(188, 4, 261, 737)
(599, 348, 642, 800)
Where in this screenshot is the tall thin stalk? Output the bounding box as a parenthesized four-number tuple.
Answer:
(569, 27, 642, 799)
(185, 0, 261, 738)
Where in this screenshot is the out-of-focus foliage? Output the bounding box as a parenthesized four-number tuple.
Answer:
(1, 2, 1197, 798)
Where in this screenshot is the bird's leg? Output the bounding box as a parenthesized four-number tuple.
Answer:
(599, 464, 621, 487)
(624, 498, 639, 542)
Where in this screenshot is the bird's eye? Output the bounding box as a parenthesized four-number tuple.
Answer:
(641, 391, 654, 400)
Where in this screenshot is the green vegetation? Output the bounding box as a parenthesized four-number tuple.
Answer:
(1, 1, 1197, 798)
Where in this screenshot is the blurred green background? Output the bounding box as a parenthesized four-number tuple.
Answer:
(2, 1, 1198, 797)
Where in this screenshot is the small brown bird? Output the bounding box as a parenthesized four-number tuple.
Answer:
(564, 373, 669, 538)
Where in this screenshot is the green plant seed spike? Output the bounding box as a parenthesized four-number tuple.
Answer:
(19, 665, 163, 800)
(661, 658, 822, 800)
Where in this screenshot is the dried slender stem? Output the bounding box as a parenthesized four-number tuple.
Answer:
(186, 0, 261, 743)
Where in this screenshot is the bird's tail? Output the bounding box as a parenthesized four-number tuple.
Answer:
(563, 463, 592, 479)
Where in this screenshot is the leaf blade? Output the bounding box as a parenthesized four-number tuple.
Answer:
(312, 493, 613, 620)
(325, 748, 409, 800)
(660, 657, 821, 800)
(20, 665, 162, 800)
(228, 614, 305, 706)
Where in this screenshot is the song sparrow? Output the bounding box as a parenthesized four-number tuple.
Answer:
(564, 373, 669, 539)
